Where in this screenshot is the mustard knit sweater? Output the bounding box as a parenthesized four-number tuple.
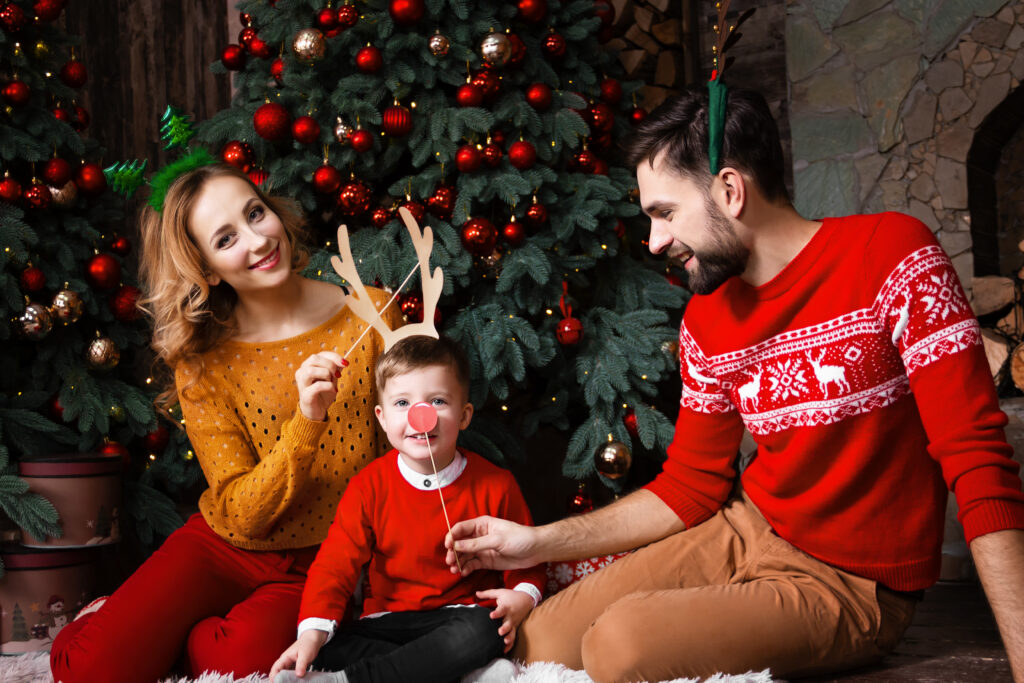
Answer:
(174, 287, 401, 551)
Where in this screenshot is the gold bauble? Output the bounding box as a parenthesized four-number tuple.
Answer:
(594, 440, 632, 480)
(86, 336, 120, 370)
(291, 28, 327, 63)
(51, 289, 84, 323)
(32, 40, 49, 60)
(480, 32, 511, 66)
(15, 302, 54, 340)
(334, 117, 353, 143)
(428, 32, 450, 57)
(49, 180, 78, 208)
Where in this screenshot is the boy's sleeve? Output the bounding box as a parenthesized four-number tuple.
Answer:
(497, 474, 546, 602)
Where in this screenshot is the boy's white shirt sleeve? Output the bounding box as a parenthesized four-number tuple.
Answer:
(297, 617, 337, 642)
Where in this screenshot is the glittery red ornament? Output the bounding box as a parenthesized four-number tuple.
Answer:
(312, 165, 342, 194)
(42, 158, 72, 187)
(542, 32, 566, 59)
(2, 79, 30, 106)
(47, 394, 64, 422)
(86, 253, 120, 290)
(525, 201, 548, 227)
(0, 2, 27, 32)
(599, 77, 622, 104)
(517, 0, 546, 22)
(570, 149, 596, 173)
(588, 102, 614, 134)
(59, 60, 87, 88)
(508, 140, 536, 170)
(455, 144, 481, 173)
(491, 130, 506, 147)
(33, 0, 63, 22)
(76, 162, 107, 196)
(456, 83, 483, 108)
(471, 68, 501, 101)
(630, 107, 648, 124)
(316, 7, 338, 30)
(401, 200, 425, 223)
(20, 266, 46, 292)
(525, 83, 552, 110)
(53, 106, 73, 123)
(350, 128, 374, 153)
(356, 45, 383, 73)
(221, 140, 254, 172)
(110, 284, 141, 321)
(507, 34, 526, 65)
(623, 407, 638, 437)
(371, 206, 394, 228)
(292, 115, 321, 144)
(337, 180, 372, 215)
(461, 217, 497, 256)
(270, 57, 285, 81)
(239, 11, 252, 25)
(502, 219, 525, 246)
(427, 186, 455, 220)
(110, 235, 132, 256)
(239, 26, 257, 48)
(0, 176, 21, 203)
(249, 36, 272, 59)
(248, 169, 269, 187)
(24, 183, 52, 210)
(389, 0, 424, 25)
(336, 3, 359, 27)
(73, 105, 90, 131)
(382, 104, 412, 136)
(222, 44, 246, 70)
(399, 293, 432, 323)
(557, 316, 583, 345)
(99, 440, 131, 468)
(482, 143, 502, 167)
(567, 483, 593, 514)
(253, 102, 291, 140)
(143, 425, 170, 454)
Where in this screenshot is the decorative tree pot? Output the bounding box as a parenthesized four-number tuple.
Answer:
(18, 454, 122, 547)
(0, 546, 100, 654)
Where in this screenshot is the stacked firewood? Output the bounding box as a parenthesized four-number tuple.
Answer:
(973, 254, 1024, 393)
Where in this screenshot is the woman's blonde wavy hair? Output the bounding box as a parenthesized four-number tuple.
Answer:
(138, 163, 310, 412)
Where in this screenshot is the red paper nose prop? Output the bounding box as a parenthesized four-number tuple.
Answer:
(408, 402, 438, 433)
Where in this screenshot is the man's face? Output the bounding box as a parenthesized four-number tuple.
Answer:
(637, 155, 749, 295)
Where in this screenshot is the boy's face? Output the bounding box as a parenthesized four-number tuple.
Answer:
(374, 364, 473, 475)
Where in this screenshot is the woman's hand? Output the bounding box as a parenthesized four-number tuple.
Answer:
(295, 351, 346, 421)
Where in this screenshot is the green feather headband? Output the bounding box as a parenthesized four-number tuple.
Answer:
(104, 106, 218, 213)
(707, 2, 755, 175)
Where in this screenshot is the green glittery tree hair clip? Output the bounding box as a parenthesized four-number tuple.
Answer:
(707, 1, 755, 174)
(104, 106, 218, 212)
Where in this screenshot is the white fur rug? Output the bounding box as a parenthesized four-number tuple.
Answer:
(0, 652, 775, 683)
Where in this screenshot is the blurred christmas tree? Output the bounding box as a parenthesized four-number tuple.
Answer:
(197, 0, 687, 498)
(0, 0, 182, 561)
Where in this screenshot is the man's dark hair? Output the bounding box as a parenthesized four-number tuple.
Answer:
(626, 86, 789, 203)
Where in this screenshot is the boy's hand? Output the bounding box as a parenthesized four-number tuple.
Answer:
(476, 588, 535, 653)
(270, 629, 329, 679)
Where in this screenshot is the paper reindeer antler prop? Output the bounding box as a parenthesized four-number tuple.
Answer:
(707, 0, 756, 174)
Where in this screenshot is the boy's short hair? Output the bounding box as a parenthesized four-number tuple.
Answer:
(374, 335, 471, 399)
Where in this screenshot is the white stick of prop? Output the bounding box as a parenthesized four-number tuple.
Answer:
(340, 262, 419, 364)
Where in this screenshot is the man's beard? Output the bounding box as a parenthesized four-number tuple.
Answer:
(686, 198, 749, 295)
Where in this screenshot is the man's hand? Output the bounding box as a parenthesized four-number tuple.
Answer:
(270, 629, 329, 680)
(444, 516, 539, 575)
(477, 588, 535, 652)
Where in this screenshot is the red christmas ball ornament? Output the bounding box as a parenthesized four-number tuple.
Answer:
(47, 394, 64, 422)
(400, 199, 425, 223)
(502, 219, 525, 246)
(248, 169, 269, 187)
(456, 83, 483, 108)
(525, 83, 552, 110)
(630, 106, 648, 124)
(85, 253, 120, 290)
(221, 140, 254, 172)
(221, 44, 246, 70)
(427, 186, 455, 220)
(248, 36, 272, 59)
(76, 162, 107, 197)
(292, 115, 321, 144)
(567, 483, 593, 514)
(312, 164, 342, 194)
(471, 68, 501, 101)
(33, 0, 64, 22)
(542, 32, 567, 59)
(490, 129, 506, 147)
(253, 102, 291, 141)
(517, 0, 546, 22)
(239, 11, 253, 26)
(614, 220, 626, 238)
(336, 180, 373, 215)
(336, 3, 359, 28)
(592, 158, 609, 175)
(389, 0, 424, 25)
(508, 140, 536, 170)
(350, 128, 374, 153)
(270, 57, 285, 81)
(665, 271, 684, 287)
(623, 407, 638, 437)
(0, 2, 27, 32)
(2, 79, 30, 106)
(370, 206, 394, 228)
(42, 158, 72, 187)
(482, 142, 502, 167)
(398, 292, 439, 324)
(588, 102, 614, 133)
(73, 105, 90, 131)
(239, 26, 257, 48)
(525, 201, 548, 228)
(507, 34, 526, 65)
(570, 149, 596, 173)
(382, 104, 412, 136)
(53, 106, 73, 124)
(461, 217, 497, 257)
(110, 235, 132, 256)
(557, 316, 583, 345)
(0, 176, 22, 203)
(19, 266, 46, 292)
(599, 77, 622, 104)
(143, 425, 170, 454)
(316, 7, 338, 30)
(24, 183, 52, 210)
(455, 144, 481, 173)
(59, 60, 87, 88)
(98, 440, 131, 468)
(110, 284, 141, 322)
(356, 45, 383, 73)
(594, 0, 615, 26)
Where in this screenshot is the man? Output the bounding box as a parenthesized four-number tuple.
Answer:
(445, 86, 1024, 683)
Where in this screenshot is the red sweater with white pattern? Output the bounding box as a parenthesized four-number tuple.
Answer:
(646, 212, 1024, 591)
(299, 449, 545, 622)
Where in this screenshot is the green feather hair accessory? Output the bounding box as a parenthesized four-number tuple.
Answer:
(145, 148, 217, 212)
(707, 1, 755, 175)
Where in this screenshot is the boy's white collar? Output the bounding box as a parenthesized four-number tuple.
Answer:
(396, 450, 467, 490)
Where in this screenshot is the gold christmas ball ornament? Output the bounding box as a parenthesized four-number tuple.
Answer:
(49, 180, 78, 208)
(594, 439, 632, 480)
(428, 32, 450, 57)
(291, 28, 327, 63)
(480, 32, 512, 66)
(334, 117, 353, 144)
(51, 288, 84, 323)
(15, 302, 53, 340)
(86, 336, 120, 370)
(32, 39, 49, 60)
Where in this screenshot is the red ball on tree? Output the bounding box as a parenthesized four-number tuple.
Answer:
(382, 104, 412, 136)
(599, 77, 622, 104)
(427, 186, 455, 220)
(86, 253, 120, 290)
(47, 394, 64, 422)
(455, 144, 481, 173)
(2, 79, 30, 106)
(221, 140, 254, 172)
(557, 316, 583, 345)
(20, 266, 46, 292)
(400, 199, 425, 223)
(336, 180, 373, 215)
(460, 217, 497, 257)
(0, 176, 21, 203)
(471, 68, 501, 101)
(143, 425, 170, 454)
(588, 102, 614, 133)
(371, 206, 394, 228)
(350, 128, 374, 153)
(248, 169, 269, 187)
(253, 102, 291, 141)
(517, 0, 546, 22)
(99, 440, 131, 468)
(221, 44, 246, 70)
(110, 284, 141, 322)
(399, 292, 439, 323)
(542, 32, 567, 59)
(59, 60, 87, 88)
(73, 105, 90, 131)
(525, 201, 548, 228)
(389, 0, 424, 25)
(110, 235, 132, 256)
(33, 0, 64, 22)
(623, 407, 638, 437)
(42, 158, 72, 187)
(525, 83, 552, 110)
(502, 219, 525, 246)
(0, 2, 27, 32)
(270, 57, 285, 81)
(593, 0, 615, 26)
(456, 83, 483, 108)
(238, 26, 257, 48)
(76, 162, 107, 197)
(292, 115, 321, 144)
(630, 106, 648, 124)
(53, 106, 73, 124)
(239, 11, 253, 25)
(482, 142, 502, 167)
(491, 129, 506, 147)
(507, 34, 526, 65)
(336, 3, 359, 27)
(570, 149, 596, 173)
(592, 158, 609, 175)
(24, 183, 52, 210)
(567, 484, 593, 514)
(508, 140, 536, 170)
(316, 7, 338, 30)
(355, 45, 383, 73)
(312, 165, 342, 194)
(248, 36, 272, 59)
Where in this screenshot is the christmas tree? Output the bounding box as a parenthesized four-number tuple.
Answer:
(0, 0, 182, 564)
(197, 0, 687, 501)
(10, 602, 28, 641)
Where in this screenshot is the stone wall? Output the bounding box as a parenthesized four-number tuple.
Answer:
(786, 0, 1023, 295)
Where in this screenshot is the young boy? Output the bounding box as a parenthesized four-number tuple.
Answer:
(272, 335, 545, 683)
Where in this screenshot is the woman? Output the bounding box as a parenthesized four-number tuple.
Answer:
(50, 163, 400, 683)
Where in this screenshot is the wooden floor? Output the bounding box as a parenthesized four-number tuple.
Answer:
(804, 581, 1012, 682)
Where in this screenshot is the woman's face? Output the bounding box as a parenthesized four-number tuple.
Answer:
(187, 175, 291, 295)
